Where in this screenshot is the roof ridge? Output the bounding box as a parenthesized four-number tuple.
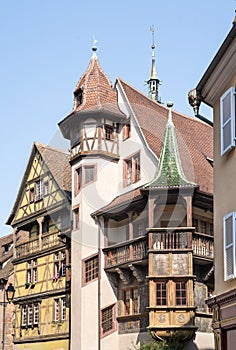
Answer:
(117, 77, 212, 128)
(34, 141, 69, 155)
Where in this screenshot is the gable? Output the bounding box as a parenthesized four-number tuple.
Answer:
(11, 145, 70, 226)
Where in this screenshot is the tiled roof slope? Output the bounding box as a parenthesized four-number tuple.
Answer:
(118, 78, 213, 195)
(72, 54, 124, 117)
(35, 143, 71, 193)
(0, 231, 27, 279)
(92, 188, 143, 217)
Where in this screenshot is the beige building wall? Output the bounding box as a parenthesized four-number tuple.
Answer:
(213, 74, 236, 296)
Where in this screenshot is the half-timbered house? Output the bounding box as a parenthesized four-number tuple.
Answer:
(6, 142, 71, 350)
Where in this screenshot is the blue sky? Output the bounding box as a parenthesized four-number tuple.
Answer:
(0, 1, 234, 235)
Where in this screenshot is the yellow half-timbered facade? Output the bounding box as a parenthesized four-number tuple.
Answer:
(7, 142, 71, 350)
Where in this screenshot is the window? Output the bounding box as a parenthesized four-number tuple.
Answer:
(74, 88, 83, 107)
(156, 282, 167, 306)
(54, 299, 60, 322)
(123, 287, 139, 315)
(224, 212, 236, 281)
(22, 305, 27, 326)
(29, 187, 35, 202)
(44, 180, 49, 195)
(27, 259, 38, 284)
(199, 220, 207, 234)
(74, 164, 96, 195)
(85, 166, 95, 185)
(101, 304, 116, 336)
(61, 298, 66, 321)
(35, 179, 43, 201)
(53, 251, 66, 280)
(83, 254, 99, 284)
(21, 303, 39, 327)
(124, 153, 140, 186)
(134, 221, 146, 237)
(104, 125, 113, 140)
(30, 223, 39, 239)
(3, 244, 10, 253)
(73, 206, 80, 230)
(175, 282, 187, 306)
(54, 298, 66, 322)
(43, 217, 56, 233)
(75, 167, 82, 193)
(220, 87, 235, 155)
(34, 303, 39, 324)
(123, 122, 131, 140)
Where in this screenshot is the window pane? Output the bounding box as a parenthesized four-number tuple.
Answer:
(222, 92, 231, 124)
(22, 305, 27, 326)
(223, 121, 232, 151)
(85, 255, 99, 283)
(225, 216, 233, 246)
(133, 288, 139, 314)
(36, 180, 43, 200)
(76, 167, 82, 191)
(156, 282, 167, 306)
(28, 305, 33, 325)
(61, 260, 66, 276)
(85, 166, 95, 184)
(124, 290, 131, 315)
(61, 298, 66, 320)
(34, 304, 39, 324)
(176, 282, 187, 306)
(54, 299, 59, 321)
(102, 306, 113, 334)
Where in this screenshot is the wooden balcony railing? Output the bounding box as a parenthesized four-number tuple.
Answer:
(149, 229, 192, 250)
(103, 236, 147, 269)
(103, 227, 214, 269)
(15, 229, 61, 259)
(192, 232, 214, 258)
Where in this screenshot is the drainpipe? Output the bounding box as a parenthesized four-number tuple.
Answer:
(95, 216, 101, 350)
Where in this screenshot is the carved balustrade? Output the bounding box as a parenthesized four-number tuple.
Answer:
(103, 227, 214, 269)
(15, 229, 61, 258)
(103, 236, 147, 269)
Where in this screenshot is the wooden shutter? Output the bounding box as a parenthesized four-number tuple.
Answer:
(224, 212, 236, 280)
(220, 87, 235, 155)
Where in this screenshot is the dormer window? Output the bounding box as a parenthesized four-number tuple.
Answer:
(3, 244, 10, 254)
(74, 88, 83, 107)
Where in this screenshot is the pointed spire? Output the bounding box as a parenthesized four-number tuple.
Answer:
(144, 102, 195, 189)
(70, 39, 124, 118)
(147, 26, 160, 103)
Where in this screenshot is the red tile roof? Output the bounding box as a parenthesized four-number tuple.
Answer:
(73, 56, 124, 117)
(0, 231, 27, 280)
(118, 78, 213, 195)
(35, 143, 71, 193)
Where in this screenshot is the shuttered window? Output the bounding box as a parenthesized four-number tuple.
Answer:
(224, 212, 236, 281)
(220, 87, 235, 155)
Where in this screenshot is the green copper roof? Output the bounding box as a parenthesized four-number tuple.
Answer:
(145, 103, 196, 189)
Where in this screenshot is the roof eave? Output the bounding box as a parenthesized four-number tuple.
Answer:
(196, 22, 236, 106)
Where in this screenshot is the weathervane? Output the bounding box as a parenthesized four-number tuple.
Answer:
(92, 36, 98, 56)
(150, 25, 155, 48)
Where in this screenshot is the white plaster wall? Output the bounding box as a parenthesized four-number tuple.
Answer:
(71, 86, 159, 350)
(185, 332, 214, 350)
